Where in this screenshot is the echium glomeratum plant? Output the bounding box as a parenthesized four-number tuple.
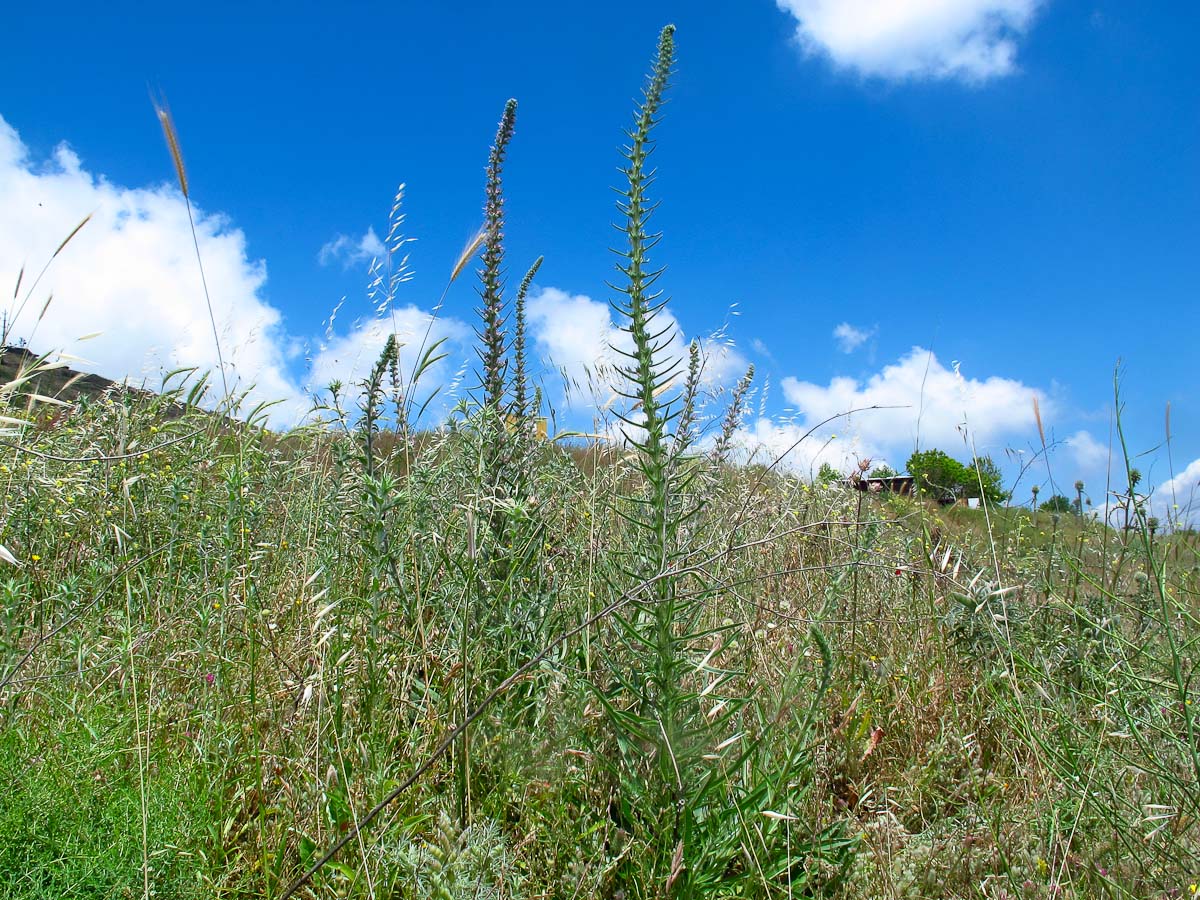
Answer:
(476, 99, 517, 413)
(469, 100, 537, 581)
(597, 26, 849, 898)
(599, 22, 723, 894)
(354, 334, 410, 718)
(509, 255, 543, 426)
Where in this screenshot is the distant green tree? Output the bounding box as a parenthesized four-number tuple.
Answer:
(869, 464, 898, 479)
(1039, 494, 1073, 514)
(817, 462, 842, 484)
(906, 449, 970, 502)
(967, 455, 1009, 504)
(906, 449, 1007, 504)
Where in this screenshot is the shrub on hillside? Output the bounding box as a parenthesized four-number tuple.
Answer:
(906, 449, 1007, 504)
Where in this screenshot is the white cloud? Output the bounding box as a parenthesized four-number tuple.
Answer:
(733, 417, 860, 477)
(750, 337, 775, 362)
(775, 0, 1044, 82)
(833, 321, 875, 353)
(0, 114, 463, 428)
(1064, 429, 1108, 472)
(305, 306, 470, 404)
(1154, 458, 1200, 529)
(1158, 458, 1200, 502)
(734, 346, 1044, 474)
(525, 287, 613, 392)
(525, 286, 747, 406)
(0, 114, 307, 422)
(318, 227, 386, 269)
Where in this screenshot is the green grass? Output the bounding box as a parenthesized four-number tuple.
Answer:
(0, 710, 207, 899)
(0, 392, 1193, 898)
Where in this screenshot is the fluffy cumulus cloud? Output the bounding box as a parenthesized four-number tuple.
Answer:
(1064, 429, 1108, 472)
(733, 346, 1044, 473)
(1154, 458, 1200, 528)
(775, 0, 1044, 82)
(833, 322, 875, 353)
(526, 286, 747, 405)
(318, 227, 386, 269)
(307, 306, 470, 405)
(734, 417, 855, 478)
(0, 114, 310, 420)
(1078, 461, 1200, 533)
(0, 114, 473, 427)
(0, 112, 741, 434)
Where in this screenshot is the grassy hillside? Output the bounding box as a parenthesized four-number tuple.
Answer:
(0, 345, 187, 419)
(0, 367, 1195, 899)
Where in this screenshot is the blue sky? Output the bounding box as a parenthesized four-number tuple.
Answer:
(2, 1, 1198, 520)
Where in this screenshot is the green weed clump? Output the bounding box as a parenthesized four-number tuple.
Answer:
(1, 25, 1197, 900)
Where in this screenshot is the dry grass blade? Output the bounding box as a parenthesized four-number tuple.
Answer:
(666, 840, 686, 892)
(35, 293, 54, 325)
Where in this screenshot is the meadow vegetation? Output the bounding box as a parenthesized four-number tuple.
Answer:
(1, 24, 1198, 900)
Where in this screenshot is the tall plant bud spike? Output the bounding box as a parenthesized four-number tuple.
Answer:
(511, 255, 543, 422)
(476, 99, 518, 411)
(612, 23, 676, 470)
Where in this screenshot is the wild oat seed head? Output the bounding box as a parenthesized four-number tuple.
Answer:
(153, 100, 189, 199)
(1032, 395, 1045, 448)
(451, 228, 487, 285)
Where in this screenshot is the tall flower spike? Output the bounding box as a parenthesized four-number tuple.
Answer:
(476, 99, 517, 411)
(610, 24, 677, 475)
(510, 255, 543, 423)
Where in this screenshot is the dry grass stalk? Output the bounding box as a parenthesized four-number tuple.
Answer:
(153, 100, 189, 198)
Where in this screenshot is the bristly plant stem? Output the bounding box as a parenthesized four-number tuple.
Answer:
(359, 336, 409, 631)
(510, 255, 543, 423)
(611, 24, 678, 560)
(606, 22, 725, 884)
(477, 99, 517, 412)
